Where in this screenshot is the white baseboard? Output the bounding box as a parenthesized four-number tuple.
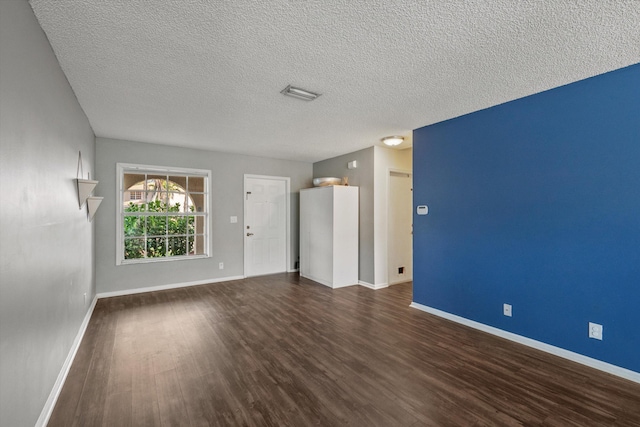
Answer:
(36, 295, 98, 427)
(300, 273, 358, 289)
(332, 282, 359, 289)
(96, 275, 245, 299)
(389, 278, 412, 286)
(287, 268, 299, 273)
(410, 302, 640, 385)
(358, 280, 389, 290)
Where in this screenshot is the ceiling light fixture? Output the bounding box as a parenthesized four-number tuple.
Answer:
(381, 136, 404, 146)
(281, 85, 321, 101)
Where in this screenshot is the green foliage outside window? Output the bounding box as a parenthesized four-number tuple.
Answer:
(124, 200, 195, 259)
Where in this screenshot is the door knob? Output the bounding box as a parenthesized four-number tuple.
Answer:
(247, 232, 254, 236)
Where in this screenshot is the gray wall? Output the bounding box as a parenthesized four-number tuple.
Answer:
(313, 147, 375, 284)
(0, 1, 96, 426)
(95, 137, 313, 294)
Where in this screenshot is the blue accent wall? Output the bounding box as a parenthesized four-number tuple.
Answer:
(412, 64, 640, 373)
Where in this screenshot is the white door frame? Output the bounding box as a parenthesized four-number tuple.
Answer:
(243, 174, 291, 277)
(387, 168, 412, 285)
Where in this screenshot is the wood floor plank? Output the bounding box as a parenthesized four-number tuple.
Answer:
(46, 305, 105, 426)
(47, 274, 640, 426)
(131, 353, 162, 427)
(155, 368, 191, 427)
(71, 300, 117, 427)
(102, 390, 132, 427)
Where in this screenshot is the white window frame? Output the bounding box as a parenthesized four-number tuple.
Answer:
(116, 163, 211, 265)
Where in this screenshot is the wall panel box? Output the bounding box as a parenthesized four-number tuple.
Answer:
(300, 185, 358, 288)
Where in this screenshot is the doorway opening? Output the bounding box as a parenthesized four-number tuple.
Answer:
(388, 170, 413, 285)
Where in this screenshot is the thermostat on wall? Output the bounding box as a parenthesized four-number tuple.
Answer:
(417, 205, 429, 215)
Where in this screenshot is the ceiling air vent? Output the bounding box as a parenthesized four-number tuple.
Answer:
(280, 85, 321, 101)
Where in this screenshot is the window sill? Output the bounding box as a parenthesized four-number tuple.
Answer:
(117, 254, 210, 266)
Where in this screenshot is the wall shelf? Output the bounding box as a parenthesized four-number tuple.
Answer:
(76, 178, 99, 209)
(86, 196, 103, 221)
(75, 151, 102, 220)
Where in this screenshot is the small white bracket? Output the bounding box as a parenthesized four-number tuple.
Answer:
(87, 196, 103, 221)
(76, 179, 99, 209)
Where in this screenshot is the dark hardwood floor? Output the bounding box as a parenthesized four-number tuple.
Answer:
(48, 273, 640, 426)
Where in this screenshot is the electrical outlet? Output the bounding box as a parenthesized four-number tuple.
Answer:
(219, 262, 224, 270)
(230, 216, 237, 223)
(589, 322, 603, 340)
(503, 303, 512, 317)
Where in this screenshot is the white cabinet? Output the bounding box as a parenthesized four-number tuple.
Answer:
(300, 186, 358, 288)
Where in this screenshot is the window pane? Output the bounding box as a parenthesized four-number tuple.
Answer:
(189, 235, 206, 255)
(146, 216, 166, 236)
(187, 216, 196, 235)
(168, 175, 187, 189)
(167, 188, 188, 212)
(190, 193, 205, 212)
(145, 193, 167, 212)
(146, 237, 166, 258)
(124, 197, 141, 212)
(124, 215, 144, 236)
(193, 215, 206, 235)
(126, 192, 157, 212)
(146, 175, 167, 191)
(124, 174, 146, 191)
(188, 176, 205, 193)
(124, 238, 146, 259)
(184, 196, 194, 213)
(167, 216, 187, 235)
(168, 236, 188, 256)
(124, 189, 144, 202)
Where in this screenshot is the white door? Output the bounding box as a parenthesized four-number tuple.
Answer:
(388, 171, 413, 285)
(244, 175, 288, 277)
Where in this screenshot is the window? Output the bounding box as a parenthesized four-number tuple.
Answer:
(117, 164, 210, 264)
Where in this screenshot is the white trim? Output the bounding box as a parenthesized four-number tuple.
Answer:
(116, 163, 212, 266)
(373, 147, 387, 286)
(358, 280, 389, 290)
(115, 162, 211, 175)
(243, 174, 291, 277)
(119, 253, 209, 266)
(302, 273, 358, 289)
(409, 302, 640, 384)
(389, 279, 410, 286)
(333, 282, 358, 289)
(287, 268, 299, 273)
(96, 275, 245, 299)
(36, 295, 98, 427)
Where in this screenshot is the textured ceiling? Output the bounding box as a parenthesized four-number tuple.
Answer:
(29, 0, 640, 163)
